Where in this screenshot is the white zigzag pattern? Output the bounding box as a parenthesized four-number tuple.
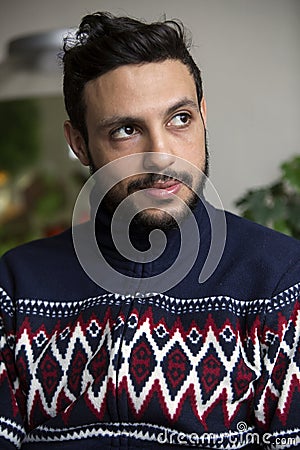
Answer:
(23, 422, 300, 449)
(16, 312, 263, 424)
(1, 285, 299, 448)
(111, 318, 259, 421)
(1, 282, 300, 317)
(0, 417, 25, 449)
(255, 305, 300, 425)
(14, 292, 300, 428)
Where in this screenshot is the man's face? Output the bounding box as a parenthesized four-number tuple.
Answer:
(66, 60, 207, 229)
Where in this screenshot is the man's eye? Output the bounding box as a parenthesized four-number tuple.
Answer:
(168, 113, 191, 127)
(111, 125, 138, 140)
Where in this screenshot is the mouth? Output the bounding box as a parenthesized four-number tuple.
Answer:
(138, 177, 183, 199)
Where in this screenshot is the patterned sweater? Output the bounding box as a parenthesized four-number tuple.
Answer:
(0, 201, 299, 449)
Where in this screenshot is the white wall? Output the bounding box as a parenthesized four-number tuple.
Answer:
(0, 0, 299, 211)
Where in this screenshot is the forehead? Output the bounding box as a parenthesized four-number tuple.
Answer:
(83, 60, 198, 121)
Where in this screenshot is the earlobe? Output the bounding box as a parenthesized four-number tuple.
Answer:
(64, 120, 90, 166)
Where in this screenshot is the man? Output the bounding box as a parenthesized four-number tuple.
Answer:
(0, 12, 299, 450)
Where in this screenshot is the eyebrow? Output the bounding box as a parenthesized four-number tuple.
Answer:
(166, 98, 200, 116)
(96, 97, 200, 131)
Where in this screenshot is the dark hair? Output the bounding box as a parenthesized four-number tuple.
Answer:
(62, 12, 203, 143)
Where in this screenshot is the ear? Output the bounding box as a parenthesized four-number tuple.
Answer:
(200, 97, 207, 128)
(64, 120, 90, 166)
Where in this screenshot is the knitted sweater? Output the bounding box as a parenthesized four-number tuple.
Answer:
(0, 201, 299, 449)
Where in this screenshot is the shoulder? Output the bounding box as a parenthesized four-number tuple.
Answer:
(0, 228, 71, 291)
(0, 225, 98, 300)
(2, 227, 73, 266)
(226, 210, 300, 256)
(214, 210, 300, 298)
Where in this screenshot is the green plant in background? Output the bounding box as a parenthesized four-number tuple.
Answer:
(0, 98, 41, 255)
(0, 99, 40, 174)
(0, 173, 69, 256)
(0, 97, 89, 257)
(235, 155, 300, 239)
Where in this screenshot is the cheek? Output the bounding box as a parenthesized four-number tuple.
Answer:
(88, 136, 117, 167)
(92, 151, 112, 168)
(177, 131, 205, 166)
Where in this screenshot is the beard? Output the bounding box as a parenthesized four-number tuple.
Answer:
(125, 170, 205, 231)
(130, 190, 199, 231)
(89, 136, 209, 232)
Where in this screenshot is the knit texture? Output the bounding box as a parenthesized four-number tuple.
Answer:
(0, 201, 299, 449)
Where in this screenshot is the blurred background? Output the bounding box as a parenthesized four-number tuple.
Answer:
(0, 0, 299, 254)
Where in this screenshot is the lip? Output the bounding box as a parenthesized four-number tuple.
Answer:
(141, 180, 182, 199)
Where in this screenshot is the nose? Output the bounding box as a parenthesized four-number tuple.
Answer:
(143, 152, 175, 171)
(142, 130, 176, 172)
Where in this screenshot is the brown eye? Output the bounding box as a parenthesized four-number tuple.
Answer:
(123, 126, 135, 135)
(111, 125, 138, 140)
(168, 113, 191, 127)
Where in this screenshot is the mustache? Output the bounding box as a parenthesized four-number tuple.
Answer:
(127, 171, 193, 194)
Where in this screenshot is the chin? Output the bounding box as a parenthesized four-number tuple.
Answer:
(132, 209, 179, 231)
(132, 192, 199, 231)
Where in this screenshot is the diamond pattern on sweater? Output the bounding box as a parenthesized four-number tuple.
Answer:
(197, 344, 226, 403)
(129, 333, 157, 395)
(0, 292, 297, 438)
(37, 352, 63, 407)
(161, 342, 192, 400)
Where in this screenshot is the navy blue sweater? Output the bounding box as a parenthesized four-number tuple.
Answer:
(0, 201, 299, 449)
